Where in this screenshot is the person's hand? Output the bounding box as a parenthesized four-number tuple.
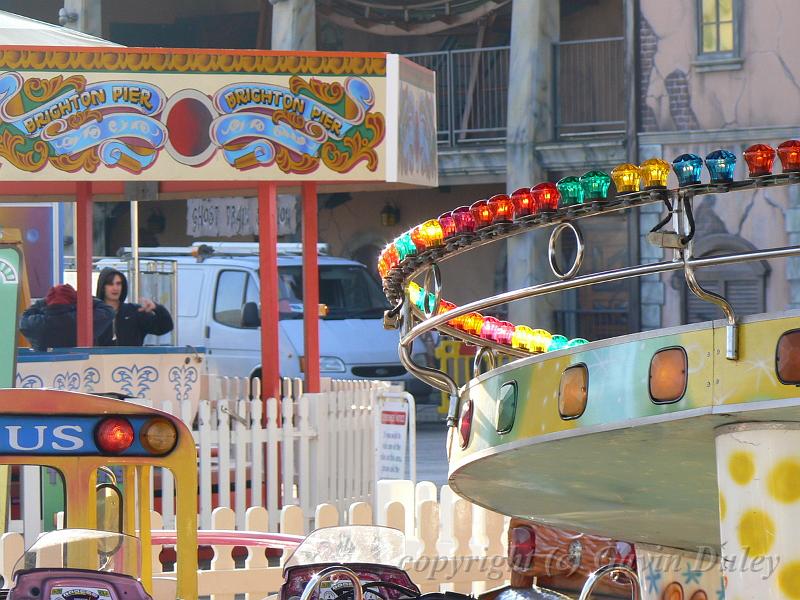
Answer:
(138, 298, 157, 313)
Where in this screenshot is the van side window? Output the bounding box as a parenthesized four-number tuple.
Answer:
(214, 270, 247, 327)
(245, 274, 259, 305)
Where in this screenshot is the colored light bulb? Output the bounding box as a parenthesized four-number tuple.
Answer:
(407, 282, 422, 306)
(640, 158, 670, 189)
(378, 254, 389, 278)
(548, 335, 568, 351)
(416, 219, 444, 249)
(479, 316, 500, 341)
(470, 199, 494, 229)
(532, 182, 560, 213)
(495, 321, 516, 345)
(705, 149, 737, 183)
(530, 329, 553, 353)
(451, 205, 476, 234)
(556, 176, 585, 207)
(672, 153, 703, 186)
(395, 232, 416, 261)
(611, 163, 640, 193)
(511, 325, 535, 351)
(437, 299, 456, 321)
(778, 140, 800, 172)
(743, 143, 776, 177)
(462, 312, 485, 336)
(488, 194, 515, 224)
(566, 337, 589, 348)
(511, 187, 535, 217)
(438, 212, 457, 239)
(579, 170, 612, 201)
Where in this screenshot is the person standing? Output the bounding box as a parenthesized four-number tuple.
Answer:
(20, 283, 114, 350)
(95, 267, 173, 346)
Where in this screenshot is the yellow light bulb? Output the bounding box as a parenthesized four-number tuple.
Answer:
(611, 163, 641, 193)
(640, 158, 670, 189)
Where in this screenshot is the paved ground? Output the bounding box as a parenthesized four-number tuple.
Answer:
(415, 420, 449, 488)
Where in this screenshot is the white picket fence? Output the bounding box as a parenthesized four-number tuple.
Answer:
(0, 481, 511, 600)
(15, 377, 415, 537)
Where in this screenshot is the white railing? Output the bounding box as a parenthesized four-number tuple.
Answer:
(0, 482, 511, 600)
(14, 377, 415, 537)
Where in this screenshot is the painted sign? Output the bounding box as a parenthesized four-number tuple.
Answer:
(0, 48, 436, 186)
(186, 195, 297, 237)
(375, 400, 409, 480)
(0, 415, 166, 456)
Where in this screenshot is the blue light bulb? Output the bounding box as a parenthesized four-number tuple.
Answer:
(672, 153, 703, 186)
(704, 149, 737, 183)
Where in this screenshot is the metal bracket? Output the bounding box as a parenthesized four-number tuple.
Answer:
(646, 231, 685, 249)
(473, 346, 496, 376)
(220, 404, 248, 426)
(684, 264, 738, 360)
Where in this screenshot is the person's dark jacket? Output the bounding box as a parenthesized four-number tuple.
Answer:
(20, 285, 114, 350)
(95, 267, 174, 346)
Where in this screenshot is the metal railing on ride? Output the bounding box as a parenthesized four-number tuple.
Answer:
(382, 172, 800, 424)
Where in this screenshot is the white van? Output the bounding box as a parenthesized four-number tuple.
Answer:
(100, 244, 429, 395)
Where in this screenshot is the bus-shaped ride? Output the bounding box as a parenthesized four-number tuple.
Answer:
(0, 388, 198, 600)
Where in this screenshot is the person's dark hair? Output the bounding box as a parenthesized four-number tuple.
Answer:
(96, 267, 128, 303)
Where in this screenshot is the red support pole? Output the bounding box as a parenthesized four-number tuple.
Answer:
(302, 182, 320, 393)
(258, 182, 281, 400)
(76, 182, 93, 347)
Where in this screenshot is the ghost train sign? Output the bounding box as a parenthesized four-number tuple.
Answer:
(0, 47, 437, 187)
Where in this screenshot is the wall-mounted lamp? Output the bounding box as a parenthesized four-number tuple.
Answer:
(380, 203, 400, 227)
(58, 8, 79, 25)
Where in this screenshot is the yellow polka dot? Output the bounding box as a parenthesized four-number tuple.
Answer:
(719, 492, 727, 520)
(768, 458, 800, 503)
(778, 561, 800, 598)
(738, 510, 776, 557)
(729, 451, 755, 485)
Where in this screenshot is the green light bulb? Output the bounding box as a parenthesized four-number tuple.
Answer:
(395, 233, 417, 261)
(556, 176, 585, 207)
(579, 170, 612, 201)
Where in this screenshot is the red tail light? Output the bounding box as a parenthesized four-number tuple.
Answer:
(509, 525, 536, 572)
(96, 417, 135, 454)
(458, 400, 473, 449)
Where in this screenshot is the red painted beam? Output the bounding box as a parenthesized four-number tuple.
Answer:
(75, 182, 93, 346)
(258, 182, 280, 400)
(302, 182, 320, 393)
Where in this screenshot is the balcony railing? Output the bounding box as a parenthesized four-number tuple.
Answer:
(404, 46, 510, 146)
(404, 37, 626, 146)
(553, 308, 631, 340)
(554, 36, 626, 138)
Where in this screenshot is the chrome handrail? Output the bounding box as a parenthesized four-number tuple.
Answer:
(578, 564, 641, 600)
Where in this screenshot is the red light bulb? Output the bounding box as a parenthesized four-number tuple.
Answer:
(743, 143, 776, 177)
(438, 212, 457, 239)
(532, 182, 560, 213)
(469, 199, 494, 229)
(451, 206, 476, 234)
(488, 194, 514, 224)
(458, 400, 473, 449)
(511, 187, 535, 218)
(96, 417, 135, 454)
(778, 140, 800, 173)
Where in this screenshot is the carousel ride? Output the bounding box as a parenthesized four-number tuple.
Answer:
(381, 141, 800, 600)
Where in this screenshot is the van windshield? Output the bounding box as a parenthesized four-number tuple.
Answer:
(277, 265, 390, 320)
